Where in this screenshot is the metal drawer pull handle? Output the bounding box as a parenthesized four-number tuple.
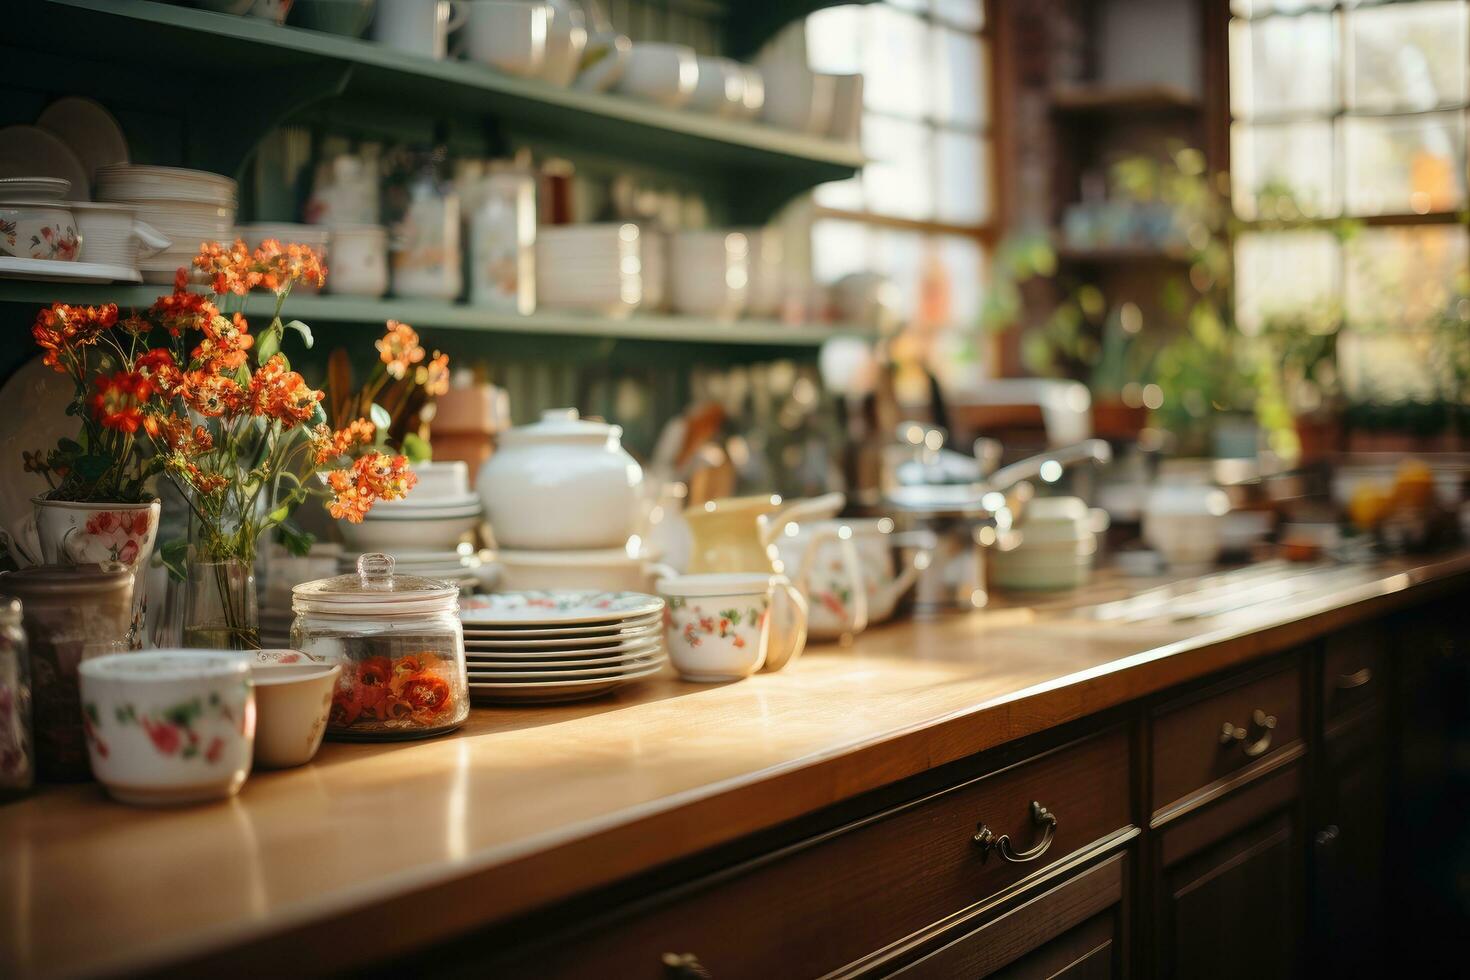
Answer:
(972, 801, 1058, 864)
(1335, 667, 1373, 690)
(1220, 709, 1276, 758)
(663, 953, 711, 978)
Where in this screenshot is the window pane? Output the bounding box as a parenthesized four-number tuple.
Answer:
(872, 228, 926, 320)
(932, 29, 987, 130)
(934, 129, 989, 224)
(933, 0, 984, 32)
(806, 5, 865, 76)
(1343, 111, 1466, 215)
(862, 115, 934, 219)
(935, 234, 986, 327)
(1231, 120, 1338, 218)
(1234, 230, 1341, 333)
(1337, 330, 1447, 400)
(1344, 225, 1468, 332)
(1229, 12, 1336, 120)
(811, 218, 875, 284)
(1347, 1, 1468, 112)
(863, 7, 931, 118)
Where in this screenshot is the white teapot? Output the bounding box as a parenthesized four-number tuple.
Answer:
(477, 408, 644, 550)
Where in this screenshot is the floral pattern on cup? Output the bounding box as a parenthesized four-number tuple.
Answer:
(328, 650, 462, 734)
(82, 510, 153, 565)
(665, 596, 764, 650)
(82, 687, 247, 766)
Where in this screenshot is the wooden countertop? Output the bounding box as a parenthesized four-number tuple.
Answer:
(3, 553, 1468, 978)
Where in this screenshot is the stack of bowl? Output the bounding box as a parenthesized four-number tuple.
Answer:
(337, 461, 488, 585)
(95, 165, 236, 283)
(536, 223, 666, 317)
(479, 409, 670, 592)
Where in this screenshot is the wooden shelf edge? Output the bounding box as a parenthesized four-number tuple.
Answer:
(0, 282, 870, 348)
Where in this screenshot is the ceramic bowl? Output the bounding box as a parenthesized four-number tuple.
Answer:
(251, 661, 341, 769)
(405, 459, 471, 501)
(670, 230, 748, 320)
(495, 547, 677, 592)
(77, 650, 255, 806)
(760, 64, 835, 134)
(0, 201, 79, 261)
(338, 511, 482, 551)
(615, 43, 698, 108)
(657, 573, 773, 682)
(0, 177, 69, 202)
(688, 56, 746, 117)
(459, 0, 548, 77)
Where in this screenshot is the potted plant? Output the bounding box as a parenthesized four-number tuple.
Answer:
(19, 303, 162, 643)
(26, 239, 419, 649)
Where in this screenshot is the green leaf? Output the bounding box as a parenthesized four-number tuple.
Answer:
(284, 320, 313, 349)
(255, 328, 280, 363)
(267, 503, 291, 525)
(160, 538, 190, 582)
(369, 402, 392, 431)
(275, 519, 315, 557)
(402, 432, 432, 463)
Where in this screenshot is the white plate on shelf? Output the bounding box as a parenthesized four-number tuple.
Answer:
(36, 97, 130, 184)
(465, 629, 661, 653)
(465, 648, 663, 669)
(0, 126, 90, 199)
(459, 590, 663, 626)
(0, 255, 140, 283)
(467, 661, 664, 702)
(467, 657, 665, 680)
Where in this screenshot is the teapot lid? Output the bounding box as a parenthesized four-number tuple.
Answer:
(499, 408, 620, 446)
(292, 553, 458, 615)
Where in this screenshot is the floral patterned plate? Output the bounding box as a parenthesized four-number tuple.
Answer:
(459, 590, 663, 626)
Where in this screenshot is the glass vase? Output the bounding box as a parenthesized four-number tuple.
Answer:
(182, 558, 260, 651)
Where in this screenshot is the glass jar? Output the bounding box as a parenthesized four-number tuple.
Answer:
(0, 565, 133, 780)
(0, 597, 34, 799)
(291, 553, 467, 741)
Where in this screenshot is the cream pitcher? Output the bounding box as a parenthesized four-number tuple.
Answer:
(684, 492, 868, 655)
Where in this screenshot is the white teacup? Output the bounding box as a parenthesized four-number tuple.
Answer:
(78, 650, 255, 806)
(372, 0, 466, 59)
(251, 660, 342, 769)
(688, 56, 747, 117)
(657, 572, 808, 682)
(615, 42, 698, 108)
(458, 1, 548, 77)
(71, 202, 170, 268)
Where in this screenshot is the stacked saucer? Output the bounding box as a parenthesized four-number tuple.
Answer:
(459, 590, 666, 703)
(95, 164, 236, 283)
(333, 546, 494, 593)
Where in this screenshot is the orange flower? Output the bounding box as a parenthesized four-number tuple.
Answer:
(193, 239, 259, 295)
(399, 675, 451, 719)
(253, 239, 327, 293)
(89, 371, 155, 434)
(145, 413, 212, 453)
(135, 347, 183, 396)
(309, 418, 375, 464)
(325, 452, 417, 522)
(376, 321, 425, 380)
(415, 350, 451, 397)
(247, 354, 322, 426)
(151, 273, 220, 335)
(191, 312, 253, 373)
(31, 302, 118, 371)
(180, 370, 243, 417)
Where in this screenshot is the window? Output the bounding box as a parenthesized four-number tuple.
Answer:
(1229, 0, 1470, 400)
(805, 1, 992, 387)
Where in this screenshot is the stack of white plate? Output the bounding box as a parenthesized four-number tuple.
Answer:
(536, 223, 666, 317)
(458, 590, 666, 703)
(95, 164, 236, 283)
(338, 461, 485, 552)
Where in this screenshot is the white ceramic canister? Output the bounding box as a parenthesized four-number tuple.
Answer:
(466, 170, 536, 313)
(325, 224, 388, 297)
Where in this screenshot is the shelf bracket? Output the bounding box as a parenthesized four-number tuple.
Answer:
(184, 62, 356, 181)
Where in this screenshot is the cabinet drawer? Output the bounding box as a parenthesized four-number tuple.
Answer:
(1151, 662, 1301, 813)
(1322, 628, 1385, 725)
(491, 729, 1131, 979)
(888, 853, 1126, 979)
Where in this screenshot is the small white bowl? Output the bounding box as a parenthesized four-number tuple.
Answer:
(78, 650, 255, 807)
(339, 511, 482, 551)
(251, 661, 342, 769)
(615, 43, 698, 108)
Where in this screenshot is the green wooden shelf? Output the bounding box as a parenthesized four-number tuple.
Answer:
(15, 0, 866, 221)
(0, 281, 870, 349)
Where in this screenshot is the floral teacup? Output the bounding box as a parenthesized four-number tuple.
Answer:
(30, 498, 161, 648)
(656, 573, 808, 682)
(78, 650, 255, 806)
(0, 202, 79, 261)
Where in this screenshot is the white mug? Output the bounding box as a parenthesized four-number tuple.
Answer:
(657, 572, 808, 682)
(457, 1, 548, 77)
(372, 0, 467, 59)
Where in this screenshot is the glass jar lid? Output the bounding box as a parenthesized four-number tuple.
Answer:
(292, 553, 459, 616)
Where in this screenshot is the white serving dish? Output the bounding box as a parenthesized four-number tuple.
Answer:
(70, 201, 170, 268)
